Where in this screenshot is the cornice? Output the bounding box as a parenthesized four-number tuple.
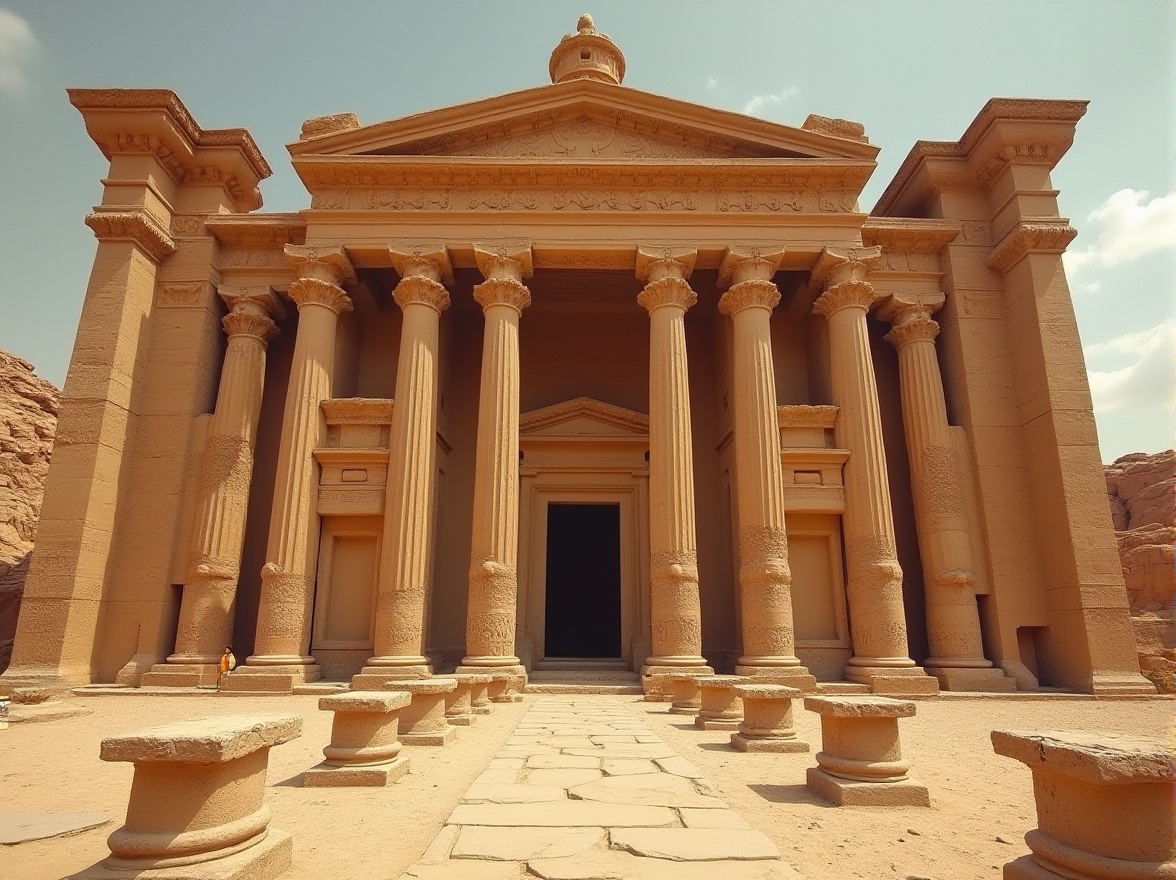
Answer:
(84, 209, 176, 262)
(861, 217, 960, 253)
(204, 214, 306, 247)
(985, 220, 1077, 274)
(68, 88, 271, 212)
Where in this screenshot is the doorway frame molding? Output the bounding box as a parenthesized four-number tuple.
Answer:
(517, 397, 651, 672)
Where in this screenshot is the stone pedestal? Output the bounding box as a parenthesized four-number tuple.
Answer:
(731, 684, 808, 753)
(355, 247, 452, 686)
(486, 669, 523, 703)
(694, 675, 750, 730)
(227, 246, 355, 693)
(992, 730, 1174, 879)
(470, 677, 494, 715)
(304, 691, 411, 787)
(803, 695, 929, 806)
(636, 246, 711, 680)
(80, 715, 300, 879)
(881, 298, 1013, 693)
(811, 248, 936, 696)
(144, 289, 284, 689)
(666, 673, 710, 715)
(447, 673, 492, 726)
(461, 243, 532, 676)
(394, 678, 458, 746)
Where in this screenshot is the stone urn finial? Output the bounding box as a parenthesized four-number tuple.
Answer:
(549, 12, 626, 85)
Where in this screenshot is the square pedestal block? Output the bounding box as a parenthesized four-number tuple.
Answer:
(731, 732, 809, 753)
(806, 767, 930, 806)
(73, 829, 293, 880)
(931, 666, 1016, 692)
(303, 755, 410, 787)
(394, 678, 458, 746)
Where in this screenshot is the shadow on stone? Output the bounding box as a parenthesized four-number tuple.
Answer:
(748, 782, 834, 808)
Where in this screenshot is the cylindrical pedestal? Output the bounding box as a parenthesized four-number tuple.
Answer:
(668, 674, 707, 715)
(732, 684, 808, 752)
(694, 676, 748, 729)
(396, 678, 458, 745)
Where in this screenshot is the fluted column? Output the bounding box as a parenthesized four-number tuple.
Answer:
(811, 247, 935, 694)
(718, 247, 814, 687)
(635, 246, 711, 679)
(226, 245, 354, 692)
(881, 297, 1012, 691)
(353, 246, 452, 687)
(458, 242, 532, 686)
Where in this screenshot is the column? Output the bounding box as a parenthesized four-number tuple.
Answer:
(457, 242, 532, 685)
(225, 245, 354, 692)
(717, 247, 814, 687)
(352, 246, 452, 688)
(880, 297, 1014, 691)
(810, 247, 935, 694)
(142, 288, 285, 687)
(635, 246, 711, 678)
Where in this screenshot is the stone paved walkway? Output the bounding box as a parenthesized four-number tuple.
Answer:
(398, 697, 804, 879)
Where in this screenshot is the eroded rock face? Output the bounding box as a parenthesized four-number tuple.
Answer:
(0, 351, 59, 673)
(1105, 450, 1176, 692)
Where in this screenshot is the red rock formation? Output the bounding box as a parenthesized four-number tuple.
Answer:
(0, 351, 59, 672)
(1105, 450, 1175, 691)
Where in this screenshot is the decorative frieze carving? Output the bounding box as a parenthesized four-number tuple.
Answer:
(169, 214, 206, 237)
(85, 210, 176, 262)
(975, 142, 1053, 188)
(156, 281, 212, 308)
(985, 220, 1077, 273)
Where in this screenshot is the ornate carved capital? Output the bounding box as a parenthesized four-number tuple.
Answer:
(812, 280, 876, 318)
(394, 275, 451, 313)
(635, 245, 696, 283)
(222, 310, 279, 343)
(810, 245, 882, 288)
(85, 210, 176, 262)
(985, 220, 1078, 274)
(884, 314, 939, 348)
(718, 245, 785, 287)
(219, 285, 287, 322)
(289, 277, 353, 315)
(474, 277, 531, 313)
(388, 242, 454, 286)
(284, 243, 356, 286)
(718, 279, 781, 317)
(637, 276, 697, 313)
(474, 241, 533, 283)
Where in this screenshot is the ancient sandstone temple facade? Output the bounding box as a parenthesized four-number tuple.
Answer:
(2, 18, 1152, 696)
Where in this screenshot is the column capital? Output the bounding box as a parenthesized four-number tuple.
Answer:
(638, 277, 697, 313)
(812, 280, 876, 318)
(284, 244, 357, 286)
(884, 312, 940, 348)
(635, 245, 696, 283)
(474, 241, 533, 283)
(810, 245, 882, 288)
(718, 280, 781, 317)
(878, 294, 944, 348)
(288, 277, 353, 315)
(221, 309, 279, 343)
(389, 243, 454, 286)
(718, 245, 785, 287)
(218, 285, 287, 321)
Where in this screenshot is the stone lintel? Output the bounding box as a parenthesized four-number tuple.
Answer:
(803, 695, 916, 718)
(100, 714, 302, 764)
(991, 730, 1173, 785)
(319, 691, 411, 713)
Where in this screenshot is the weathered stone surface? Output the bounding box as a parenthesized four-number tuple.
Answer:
(528, 850, 805, 880)
(100, 714, 302, 763)
(526, 754, 600, 769)
(678, 808, 751, 830)
(611, 828, 780, 861)
(803, 695, 916, 717)
(602, 759, 659, 776)
(451, 826, 601, 860)
(1106, 450, 1175, 530)
(991, 729, 1173, 783)
(463, 783, 568, 804)
(569, 773, 724, 809)
(0, 351, 58, 674)
(447, 801, 679, 827)
(319, 690, 411, 712)
(526, 768, 603, 787)
(0, 812, 107, 844)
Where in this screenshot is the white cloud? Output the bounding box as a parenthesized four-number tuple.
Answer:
(1064, 189, 1176, 281)
(0, 8, 37, 95)
(706, 74, 720, 92)
(742, 86, 799, 117)
(1084, 320, 1176, 415)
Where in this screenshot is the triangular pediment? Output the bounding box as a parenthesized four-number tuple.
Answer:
(289, 79, 878, 163)
(521, 397, 649, 437)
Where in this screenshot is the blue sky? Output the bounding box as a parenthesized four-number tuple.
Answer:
(0, 1, 1171, 462)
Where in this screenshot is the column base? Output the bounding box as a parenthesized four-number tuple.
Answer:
(641, 664, 713, 701)
(114, 653, 161, 688)
(805, 766, 930, 807)
(457, 664, 526, 700)
(734, 665, 818, 693)
(845, 665, 940, 696)
(140, 663, 221, 688)
(928, 665, 1016, 692)
(219, 665, 321, 694)
(74, 829, 292, 880)
(731, 732, 810, 753)
(400, 725, 457, 746)
(0, 672, 75, 699)
(303, 755, 410, 787)
(350, 665, 434, 690)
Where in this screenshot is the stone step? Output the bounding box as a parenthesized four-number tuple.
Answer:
(529, 670, 639, 683)
(526, 683, 645, 695)
(814, 682, 871, 695)
(533, 657, 630, 672)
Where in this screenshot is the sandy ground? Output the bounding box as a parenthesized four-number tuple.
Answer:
(1, 692, 1170, 880)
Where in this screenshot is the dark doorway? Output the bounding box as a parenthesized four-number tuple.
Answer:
(544, 503, 621, 658)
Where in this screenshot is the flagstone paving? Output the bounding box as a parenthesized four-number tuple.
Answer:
(397, 697, 805, 879)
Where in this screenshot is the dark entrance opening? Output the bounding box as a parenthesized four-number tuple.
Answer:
(544, 503, 621, 658)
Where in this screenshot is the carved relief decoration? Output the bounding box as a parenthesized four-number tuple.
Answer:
(777, 405, 838, 429)
(321, 398, 394, 425)
(157, 281, 212, 308)
(85, 210, 176, 262)
(985, 221, 1077, 274)
(169, 214, 207, 237)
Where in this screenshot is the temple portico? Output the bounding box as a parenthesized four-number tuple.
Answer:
(3, 16, 1153, 698)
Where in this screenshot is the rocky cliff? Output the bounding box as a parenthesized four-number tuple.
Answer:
(1105, 449, 1176, 691)
(0, 351, 59, 673)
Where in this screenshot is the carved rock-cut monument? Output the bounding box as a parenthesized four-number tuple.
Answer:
(0, 16, 1154, 698)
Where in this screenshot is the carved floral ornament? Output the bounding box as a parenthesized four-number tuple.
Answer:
(718, 280, 781, 316)
(85, 210, 176, 262)
(985, 220, 1077, 274)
